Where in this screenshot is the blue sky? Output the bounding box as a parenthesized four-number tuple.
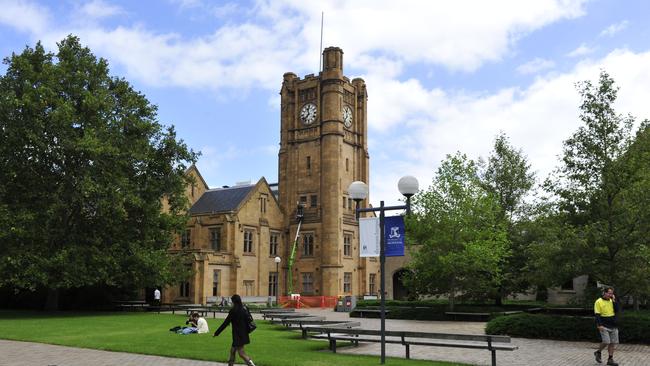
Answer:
(2, 0, 650, 205)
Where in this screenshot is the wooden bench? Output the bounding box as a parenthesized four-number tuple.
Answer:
(354, 308, 391, 318)
(444, 311, 490, 321)
(148, 303, 184, 314)
(263, 312, 313, 320)
(113, 301, 149, 311)
(260, 308, 295, 314)
(299, 321, 361, 339)
(185, 307, 229, 318)
(309, 327, 516, 366)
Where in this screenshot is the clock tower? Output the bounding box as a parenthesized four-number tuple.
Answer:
(278, 47, 376, 297)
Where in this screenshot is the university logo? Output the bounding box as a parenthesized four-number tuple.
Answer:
(389, 226, 401, 239)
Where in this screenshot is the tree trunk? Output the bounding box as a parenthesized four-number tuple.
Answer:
(44, 288, 59, 311)
(449, 287, 456, 312)
(495, 286, 504, 306)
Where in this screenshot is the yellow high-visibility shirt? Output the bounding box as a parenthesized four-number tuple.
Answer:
(594, 298, 615, 317)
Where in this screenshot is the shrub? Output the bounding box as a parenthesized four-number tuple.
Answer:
(486, 312, 650, 344)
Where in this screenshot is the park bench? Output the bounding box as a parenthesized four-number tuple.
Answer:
(297, 321, 361, 339)
(263, 312, 313, 320)
(260, 308, 295, 314)
(309, 327, 517, 366)
(184, 306, 230, 318)
(113, 300, 149, 311)
(444, 312, 491, 321)
(148, 303, 185, 314)
(354, 308, 391, 318)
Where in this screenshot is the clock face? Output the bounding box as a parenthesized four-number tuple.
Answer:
(300, 103, 317, 125)
(343, 106, 353, 128)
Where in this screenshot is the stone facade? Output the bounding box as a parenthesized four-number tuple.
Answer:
(163, 47, 380, 304)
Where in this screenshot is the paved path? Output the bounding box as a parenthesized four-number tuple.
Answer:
(0, 339, 229, 366)
(1, 309, 648, 366)
(297, 308, 650, 366)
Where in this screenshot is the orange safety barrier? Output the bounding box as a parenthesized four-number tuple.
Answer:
(278, 296, 338, 309)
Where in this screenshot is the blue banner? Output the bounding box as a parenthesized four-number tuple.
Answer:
(384, 215, 405, 257)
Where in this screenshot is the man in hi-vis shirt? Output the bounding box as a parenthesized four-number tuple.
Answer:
(594, 287, 619, 366)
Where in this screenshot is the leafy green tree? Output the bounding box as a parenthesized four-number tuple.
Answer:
(539, 70, 650, 302)
(480, 132, 535, 304)
(0, 36, 197, 309)
(405, 153, 509, 310)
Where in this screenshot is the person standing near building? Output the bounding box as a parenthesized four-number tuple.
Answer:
(213, 294, 256, 366)
(594, 287, 619, 365)
(153, 288, 161, 306)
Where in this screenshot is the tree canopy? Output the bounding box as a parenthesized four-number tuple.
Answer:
(0, 36, 197, 307)
(405, 153, 509, 309)
(534, 71, 650, 302)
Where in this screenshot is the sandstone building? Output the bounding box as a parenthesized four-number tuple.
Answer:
(162, 47, 381, 304)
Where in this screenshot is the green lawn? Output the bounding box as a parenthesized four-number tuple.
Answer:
(0, 311, 467, 366)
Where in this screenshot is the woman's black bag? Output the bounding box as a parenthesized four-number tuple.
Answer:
(245, 306, 257, 333)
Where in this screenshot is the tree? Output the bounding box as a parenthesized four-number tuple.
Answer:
(0, 36, 197, 309)
(405, 153, 509, 310)
(480, 132, 536, 304)
(540, 70, 650, 302)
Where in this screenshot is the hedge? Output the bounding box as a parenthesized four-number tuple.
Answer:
(485, 312, 650, 344)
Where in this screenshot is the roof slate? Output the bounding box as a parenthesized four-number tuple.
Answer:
(188, 185, 255, 215)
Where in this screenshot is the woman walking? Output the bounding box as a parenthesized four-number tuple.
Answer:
(213, 294, 256, 366)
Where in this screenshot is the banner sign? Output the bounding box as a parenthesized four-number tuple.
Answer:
(359, 217, 380, 257)
(384, 215, 405, 257)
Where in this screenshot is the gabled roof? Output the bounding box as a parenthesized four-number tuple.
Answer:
(185, 164, 209, 190)
(188, 184, 255, 215)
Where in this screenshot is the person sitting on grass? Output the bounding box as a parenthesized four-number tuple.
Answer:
(180, 312, 209, 334)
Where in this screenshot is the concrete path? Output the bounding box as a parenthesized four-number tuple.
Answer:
(296, 308, 650, 366)
(0, 339, 229, 366)
(1, 309, 648, 366)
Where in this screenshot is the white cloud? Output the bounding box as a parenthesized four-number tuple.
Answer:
(1, 0, 590, 92)
(368, 48, 650, 206)
(567, 43, 596, 57)
(516, 57, 556, 74)
(78, 0, 124, 19)
(600, 20, 628, 37)
(0, 0, 49, 34)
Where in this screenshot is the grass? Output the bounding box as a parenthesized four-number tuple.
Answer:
(0, 311, 467, 366)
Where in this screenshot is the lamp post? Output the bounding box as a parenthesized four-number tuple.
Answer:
(348, 176, 419, 365)
(274, 256, 282, 305)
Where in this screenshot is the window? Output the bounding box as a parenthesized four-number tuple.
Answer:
(302, 233, 314, 257)
(180, 281, 190, 297)
(212, 270, 220, 296)
(299, 195, 307, 205)
(270, 233, 279, 256)
(343, 234, 352, 257)
(244, 230, 254, 253)
(348, 198, 353, 210)
(310, 195, 317, 208)
(301, 272, 314, 293)
(181, 229, 191, 248)
(268, 272, 278, 296)
(344, 272, 352, 293)
(369, 274, 376, 295)
(260, 194, 267, 213)
(210, 228, 221, 251)
(342, 196, 347, 208)
(244, 280, 254, 296)
(306, 156, 311, 170)
(346, 158, 349, 172)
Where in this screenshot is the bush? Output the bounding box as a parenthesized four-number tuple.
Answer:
(485, 312, 650, 344)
